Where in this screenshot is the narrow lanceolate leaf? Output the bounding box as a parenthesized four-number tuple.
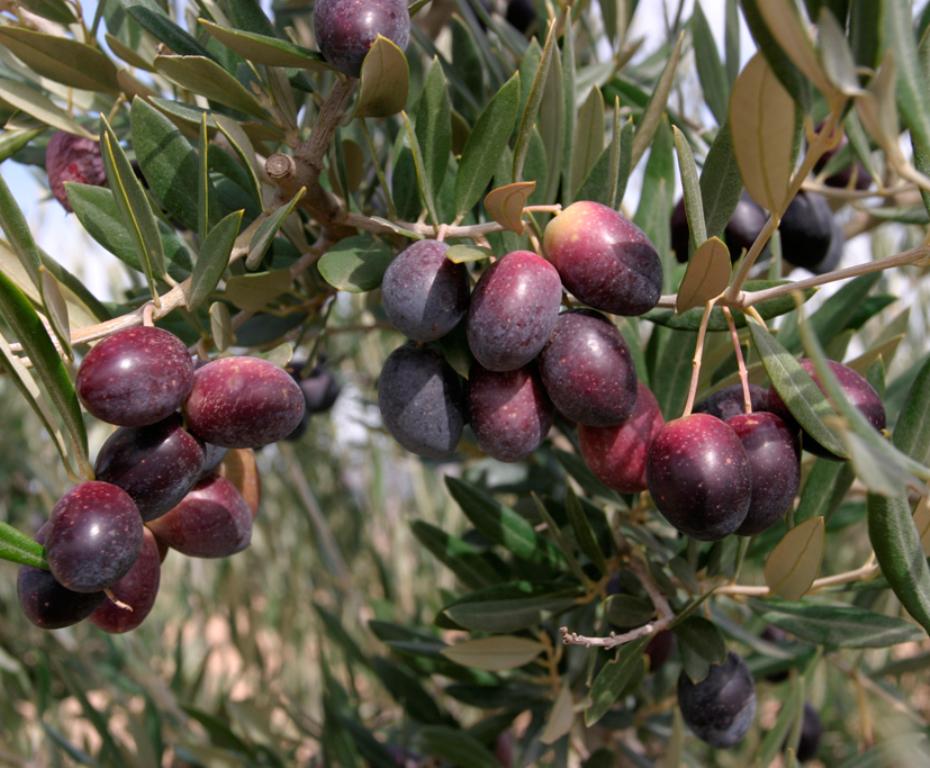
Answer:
(701, 121, 745, 240)
(730, 53, 796, 214)
(198, 113, 211, 244)
(440, 636, 545, 672)
(445, 244, 493, 263)
(893, 339, 930, 466)
(198, 19, 330, 69)
(564, 485, 607, 576)
(245, 188, 305, 271)
(540, 682, 574, 745)
(756, 678, 802, 768)
(446, 476, 566, 571)
(416, 59, 452, 200)
(0, 270, 88, 473)
(673, 616, 728, 666)
(186, 211, 243, 311)
(409, 519, 501, 589)
(748, 317, 847, 458)
(571, 86, 605, 196)
(455, 73, 521, 217)
(18, 0, 76, 25)
(355, 36, 409, 119)
(401, 112, 438, 227)
(212, 114, 263, 207)
(100, 119, 165, 301)
(0, 172, 43, 294)
(419, 727, 499, 768)
(121, 0, 215, 59)
(105, 34, 155, 72)
(764, 516, 825, 601)
(154, 56, 268, 120)
(0, 80, 94, 138)
(0, 28, 120, 94)
(818, 8, 861, 96)
(611, 113, 634, 208)
(0, 521, 46, 569)
(884, 0, 930, 157)
(484, 182, 535, 235)
(131, 97, 207, 235)
(440, 582, 582, 633)
(224, 268, 291, 312)
(868, 493, 930, 637)
(318, 235, 394, 293)
(0, 332, 76, 481)
(209, 301, 234, 352)
(747, 597, 926, 648)
(675, 237, 729, 314)
(514, 17, 558, 182)
(691, 1, 730, 124)
(630, 31, 683, 169)
(914, 496, 930, 557)
(0, 126, 46, 164)
(39, 267, 70, 362)
(673, 125, 706, 252)
(757, 0, 835, 99)
(585, 638, 649, 727)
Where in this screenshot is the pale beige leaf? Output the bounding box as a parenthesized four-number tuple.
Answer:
(817, 8, 861, 96)
(224, 269, 292, 312)
(484, 182, 536, 234)
(758, 0, 835, 98)
(845, 336, 904, 377)
(764, 516, 825, 601)
(914, 496, 930, 557)
(855, 50, 905, 168)
(106, 33, 155, 72)
(440, 636, 545, 671)
(730, 53, 796, 213)
(354, 35, 409, 119)
(259, 342, 293, 368)
(631, 31, 683, 169)
(665, 706, 684, 768)
(445, 244, 493, 263)
(210, 301, 234, 352)
(675, 237, 730, 315)
(540, 681, 574, 745)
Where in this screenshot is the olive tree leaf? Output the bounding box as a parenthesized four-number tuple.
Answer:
(675, 237, 730, 315)
(154, 55, 269, 120)
(757, 0, 835, 99)
(691, 1, 730, 124)
(401, 111, 437, 227)
(818, 7, 861, 96)
(0, 80, 95, 138)
(186, 210, 243, 312)
(198, 19, 331, 70)
(571, 85, 605, 197)
(700, 120, 745, 241)
(106, 33, 155, 72)
(884, 0, 930, 157)
(416, 58, 452, 199)
(440, 582, 581, 633)
(455, 73, 521, 217)
(440, 636, 545, 671)
(673, 125, 706, 253)
(514, 16, 558, 182)
(121, 0, 215, 60)
(585, 638, 649, 727)
(0, 27, 120, 94)
(445, 245, 493, 263)
(730, 52, 796, 214)
(224, 268, 291, 312)
(18, 0, 76, 25)
(540, 682, 574, 745)
(868, 493, 930, 637)
(892, 354, 930, 467)
(354, 36, 409, 119)
(419, 727, 499, 768)
(209, 301, 234, 352)
(630, 31, 684, 169)
(484, 182, 535, 235)
(245, 188, 305, 270)
(764, 516, 825, 601)
(317, 235, 394, 293)
(914, 496, 930, 557)
(409, 519, 501, 589)
(0, 520, 47, 569)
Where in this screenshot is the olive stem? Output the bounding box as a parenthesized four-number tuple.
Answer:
(710, 558, 880, 597)
(680, 298, 716, 418)
(722, 306, 751, 414)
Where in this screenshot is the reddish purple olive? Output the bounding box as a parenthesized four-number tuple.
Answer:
(313, 0, 410, 78)
(544, 201, 663, 316)
(646, 414, 752, 541)
(694, 384, 769, 422)
(77, 326, 194, 428)
(678, 651, 757, 748)
(88, 527, 161, 634)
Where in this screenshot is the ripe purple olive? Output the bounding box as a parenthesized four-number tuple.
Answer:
(45, 481, 144, 593)
(544, 201, 663, 316)
(146, 475, 252, 558)
(694, 384, 769, 422)
(94, 413, 205, 522)
(184, 356, 306, 448)
(381, 239, 470, 342)
(728, 412, 801, 537)
(467, 362, 553, 462)
(46, 130, 106, 212)
(313, 0, 410, 78)
(671, 192, 767, 264)
(794, 702, 823, 762)
(467, 250, 563, 372)
(578, 381, 664, 493)
(538, 309, 638, 427)
(17, 525, 106, 629)
(646, 414, 752, 541)
(766, 358, 886, 460)
(779, 192, 834, 272)
(77, 326, 194, 428)
(678, 651, 757, 749)
(505, 0, 537, 34)
(379, 343, 465, 458)
(88, 527, 161, 634)
(813, 120, 871, 190)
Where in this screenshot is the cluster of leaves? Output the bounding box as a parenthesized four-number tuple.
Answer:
(1, 0, 930, 765)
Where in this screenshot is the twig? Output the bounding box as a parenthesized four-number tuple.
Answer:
(681, 298, 716, 418)
(710, 558, 880, 597)
(723, 307, 751, 413)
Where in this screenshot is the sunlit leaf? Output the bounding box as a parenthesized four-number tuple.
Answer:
(764, 516, 825, 601)
(224, 268, 291, 312)
(440, 636, 545, 671)
(245, 188, 305, 271)
(0, 28, 120, 94)
(675, 237, 729, 314)
(540, 682, 574, 745)
(154, 55, 269, 120)
(730, 53, 796, 213)
(186, 210, 243, 311)
(209, 301, 234, 352)
(317, 234, 394, 293)
(198, 19, 331, 69)
(0, 80, 95, 138)
(631, 32, 683, 169)
(757, 0, 835, 98)
(355, 36, 409, 119)
(484, 182, 535, 234)
(445, 244, 493, 263)
(585, 638, 648, 726)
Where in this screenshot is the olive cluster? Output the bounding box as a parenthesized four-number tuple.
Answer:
(377, 201, 663, 463)
(18, 327, 305, 633)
